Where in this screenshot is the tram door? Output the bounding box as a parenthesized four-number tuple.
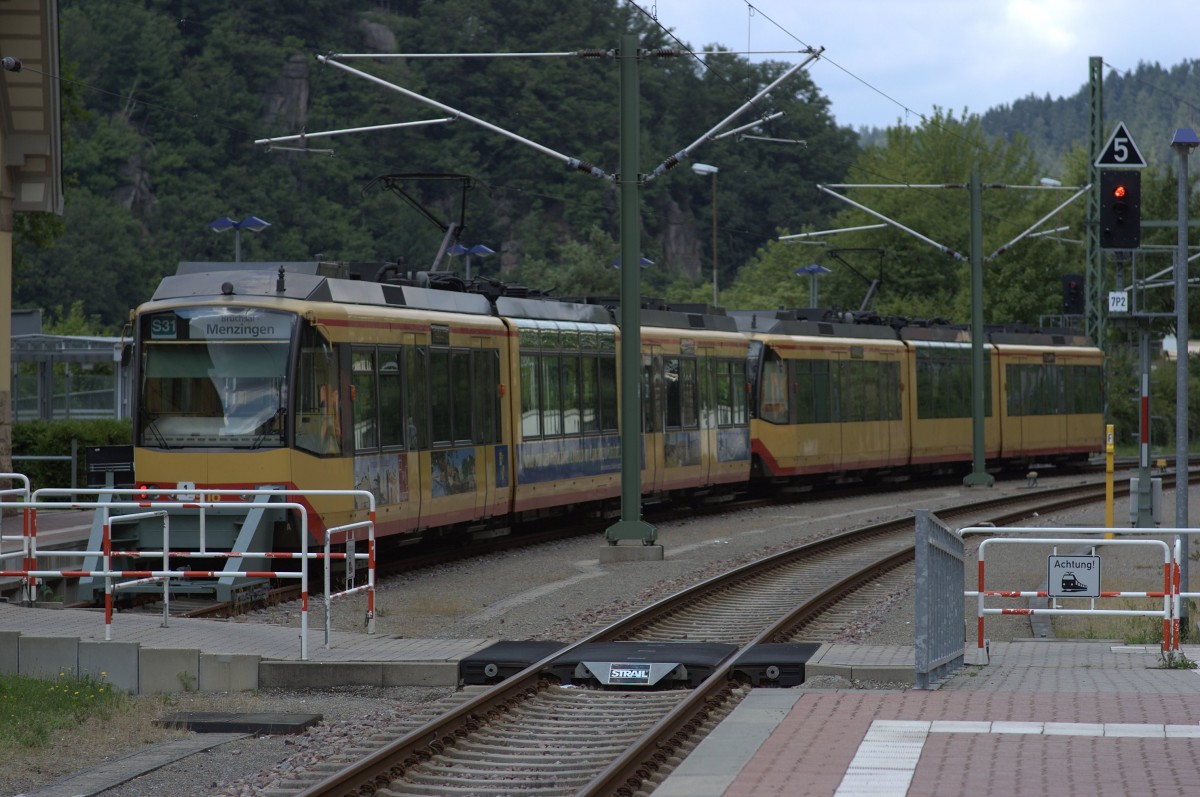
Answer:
(642, 348, 662, 493)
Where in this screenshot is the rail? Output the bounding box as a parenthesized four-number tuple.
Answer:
(0, 483, 377, 659)
(963, 524, 1195, 663)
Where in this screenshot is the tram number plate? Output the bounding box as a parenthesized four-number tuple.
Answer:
(608, 663, 651, 685)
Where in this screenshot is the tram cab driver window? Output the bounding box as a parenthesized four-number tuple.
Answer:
(296, 329, 343, 456)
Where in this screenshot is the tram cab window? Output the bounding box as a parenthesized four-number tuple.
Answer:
(296, 327, 342, 456)
(378, 350, 404, 448)
(351, 349, 379, 450)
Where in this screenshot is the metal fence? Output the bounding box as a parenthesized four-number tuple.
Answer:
(914, 509, 966, 689)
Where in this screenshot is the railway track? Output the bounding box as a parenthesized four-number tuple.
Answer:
(264, 477, 1131, 797)
(123, 461, 1130, 621)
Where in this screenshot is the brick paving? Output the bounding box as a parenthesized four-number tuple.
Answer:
(662, 641, 1200, 797)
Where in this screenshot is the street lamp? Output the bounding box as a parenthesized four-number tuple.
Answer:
(692, 162, 719, 305)
(447, 243, 495, 280)
(794, 264, 832, 308)
(1170, 127, 1198, 608)
(208, 216, 271, 262)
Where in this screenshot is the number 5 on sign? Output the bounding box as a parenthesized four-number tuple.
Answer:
(1108, 291, 1129, 314)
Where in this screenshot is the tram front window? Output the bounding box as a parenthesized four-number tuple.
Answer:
(138, 309, 294, 449)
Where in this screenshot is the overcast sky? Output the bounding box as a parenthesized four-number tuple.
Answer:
(636, 0, 1199, 131)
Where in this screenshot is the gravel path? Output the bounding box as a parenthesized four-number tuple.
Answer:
(12, 471, 1175, 797)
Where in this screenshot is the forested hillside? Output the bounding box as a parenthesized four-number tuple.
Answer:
(14, 0, 858, 329)
(980, 60, 1200, 171)
(13, 3, 1200, 334)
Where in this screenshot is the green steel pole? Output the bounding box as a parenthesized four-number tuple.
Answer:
(964, 170, 994, 487)
(606, 34, 656, 543)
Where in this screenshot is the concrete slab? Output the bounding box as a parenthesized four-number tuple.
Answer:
(382, 661, 461, 687)
(21, 733, 246, 797)
(199, 652, 259, 693)
(19, 635, 78, 680)
(156, 711, 322, 734)
(139, 647, 199, 695)
(0, 629, 18, 674)
(258, 661, 383, 689)
(597, 543, 665, 563)
(79, 640, 139, 694)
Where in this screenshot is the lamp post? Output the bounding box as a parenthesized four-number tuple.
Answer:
(794, 264, 832, 308)
(447, 243, 495, 280)
(1171, 127, 1198, 616)
(207, 216, 271, 262)
(692, 162, 719, 305)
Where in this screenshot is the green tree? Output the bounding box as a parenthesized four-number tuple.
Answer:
(810, 109, 1075, 325)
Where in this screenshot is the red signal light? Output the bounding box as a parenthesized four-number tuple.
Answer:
(1113, 184, 1127, 199)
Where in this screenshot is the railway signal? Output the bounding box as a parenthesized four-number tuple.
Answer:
(1099, 169, 1141, 249)
(1061, 273, 1085, 315)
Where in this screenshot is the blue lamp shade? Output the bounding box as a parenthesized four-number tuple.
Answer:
(448, 244, 495, 256)
(1171, 128, 1200, 148)
(794, 264, 831, 276)
(239, 215, 272, 233)
(208, 216, 271, 233)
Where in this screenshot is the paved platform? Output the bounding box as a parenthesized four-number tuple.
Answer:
(657, 639, 1200, 797)
(0, 601, 493, 692)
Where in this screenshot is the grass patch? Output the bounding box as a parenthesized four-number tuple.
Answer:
(0, 672, 126, 749)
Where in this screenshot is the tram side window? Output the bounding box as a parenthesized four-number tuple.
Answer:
(760, 349, 788, 424)
(430, 349, 452, 444)
(542, 355, 563, 436)
(296, 329, 342, 456)
(812, 360, 832, 423)
(665, 358, 682, 428)
(472, 349, 499, 444)
(351, 349, 378, 450)
(581, 356, 599, 433)
(598, 356, 618, 433)
(712, 360, 729, 426)
(378, 349, 404, 448)
(561, 356, 580, 434)
(406, 347, 429, 450)
(1068, 365, 1103, 415)
(681, 358, 699, 428)
(642, 357, 658, 433)
(883, 361, 902, 420)
(520, 354, 541, 438)
(452, 350, 472, 444)
(731, 360, 747, 424)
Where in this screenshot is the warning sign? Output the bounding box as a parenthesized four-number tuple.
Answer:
(1047, 554, 1100, 598)
(1095, 122, 1146, 169)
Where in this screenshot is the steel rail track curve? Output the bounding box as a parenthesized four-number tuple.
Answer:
(281, 477, 1142, 797)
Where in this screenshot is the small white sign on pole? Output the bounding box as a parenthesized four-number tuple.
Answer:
(1047, 554, 1100, 598)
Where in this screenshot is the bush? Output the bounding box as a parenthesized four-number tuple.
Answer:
(10, 419, 132, 491)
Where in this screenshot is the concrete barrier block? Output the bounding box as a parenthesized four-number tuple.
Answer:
(139, 648, 199, 695)
(382, 662, 460, 687)
(0, 631, 19, 675)
(79, 641, 140, 694)
(199, 652, 259, 692)
(259, 661, 382, 689)
(598, 544, 665, 564)
(19, 636, 78, 680)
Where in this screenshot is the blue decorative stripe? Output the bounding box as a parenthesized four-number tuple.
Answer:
(517, 435, 625, 483)
(718, 428, 751, 462)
